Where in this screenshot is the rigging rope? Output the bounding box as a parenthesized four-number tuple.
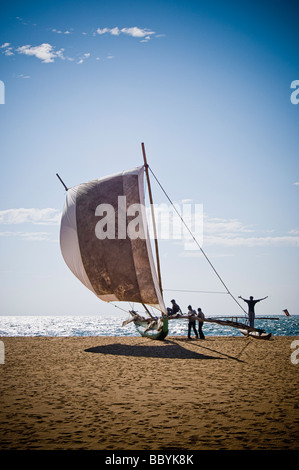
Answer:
(164, 289, 229, 294)
(112, 303, 130, 314)
(148, 166, 247, 315)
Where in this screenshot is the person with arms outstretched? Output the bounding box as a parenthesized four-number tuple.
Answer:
(238, 295, 268, 328)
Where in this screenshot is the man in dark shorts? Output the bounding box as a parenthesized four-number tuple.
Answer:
(187, 305, 198, 339)
(238, 295, 268, 328)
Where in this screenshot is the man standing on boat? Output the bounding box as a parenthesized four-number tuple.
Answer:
(187, 305, 198, 339)
(238, 295, 268, 328)
(197, 308, 205, 339)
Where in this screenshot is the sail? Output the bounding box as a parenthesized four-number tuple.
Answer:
(60, 166, 165, 313)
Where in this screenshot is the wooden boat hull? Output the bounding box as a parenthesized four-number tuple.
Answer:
(239, 329, 272, 340)
(135, 317, 169, 341)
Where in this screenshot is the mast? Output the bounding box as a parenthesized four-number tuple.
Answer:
(56, 173, 68, 192)
(141, 142, 163, 295)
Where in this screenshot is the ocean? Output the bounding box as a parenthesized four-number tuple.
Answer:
(0, 314, 298, 337)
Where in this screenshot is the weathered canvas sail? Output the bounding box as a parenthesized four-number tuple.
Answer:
(60, 166, 165, 313)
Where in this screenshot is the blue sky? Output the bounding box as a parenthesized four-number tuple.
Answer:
(0, 0, 298, 318)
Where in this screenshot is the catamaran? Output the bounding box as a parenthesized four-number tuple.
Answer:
(57, 143, 274, 340)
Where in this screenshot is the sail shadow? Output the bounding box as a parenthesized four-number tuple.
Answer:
(84, 342, 223, 360)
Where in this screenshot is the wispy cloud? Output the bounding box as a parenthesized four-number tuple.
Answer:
(1, 22, 162, 66)
(1, 42, 14, 56)
(0, 206, 298, 248)
(202, 215, 299, 248)
(0, 208, 61, 242)
(0, 208, 61, 225)
(0, 231, 57, 242)
(77, 52, 90, 64)
(203, 233, 299, 248)
(16, 43, 65, 63)
(293, 182, 299, 186)
(16, 74, 31, 79)
(1, 42, 76, 63)
(96, 26, 156, 42)
(167, 208, 299, 250)
(52, 29, 71, 34)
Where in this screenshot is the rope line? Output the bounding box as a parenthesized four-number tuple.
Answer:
(164, 289, 229, 295)
(148, 166, 247, 315)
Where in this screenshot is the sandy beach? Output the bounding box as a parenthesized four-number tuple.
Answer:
(0, 335, 298, 450)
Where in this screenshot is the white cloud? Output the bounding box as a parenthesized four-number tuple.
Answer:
(16, 43, 64, 63)
(203, 234, 299, 248)
(96, 26, 156, 40)
(2, 42, 73, 62)
(0, 231, 57, 242)
(110, 27, 121, 36)
(96, 27, 121, 36)
(202, 215, 299, 248)
(77, 52, 90, 64)
(204, 216, 254, 235)
(0, 208, 61, 225)
(52, 29, 71, 34)
(293, 182, 299, 186)
(158, 206, 299, 250)
(3, 48, 14, 56)
(0, 208, 60, 242)
(97, 27, 110, 35)
(1, 43, 14, 56)
(140, 36, 151, 43)
(145, 203, 299, 249)
(55, 48, 66, 60)
(1, 23, 162, 66)
(121, 27, 155, 38)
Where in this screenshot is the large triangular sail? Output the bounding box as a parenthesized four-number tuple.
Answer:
(60, 165, 166, 314)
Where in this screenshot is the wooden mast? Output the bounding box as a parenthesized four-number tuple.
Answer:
(141, 142, 163, 295)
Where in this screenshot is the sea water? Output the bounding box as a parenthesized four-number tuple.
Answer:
(0, 315, 298, 337)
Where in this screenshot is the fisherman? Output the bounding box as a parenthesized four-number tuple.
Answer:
(187, 305, 198, 339)
(238, 295, 268, 328)
(197, 307, 205, 339)
(167, 299, 182, 317)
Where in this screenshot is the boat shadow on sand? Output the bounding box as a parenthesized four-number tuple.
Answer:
(85, 339, 244, 362)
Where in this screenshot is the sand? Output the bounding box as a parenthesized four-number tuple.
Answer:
(0, 335, 298, 450)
